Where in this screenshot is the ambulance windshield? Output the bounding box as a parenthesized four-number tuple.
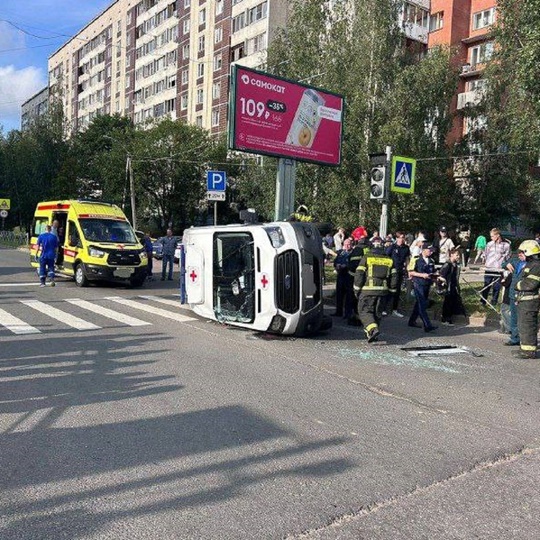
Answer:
(80, 219, 137, 244)
(213, 232, 255, 323)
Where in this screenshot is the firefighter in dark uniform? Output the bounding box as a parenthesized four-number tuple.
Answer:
(347, 232, 369, 325)
(354, 237, 398, 342)
(514, 240, 540, 359)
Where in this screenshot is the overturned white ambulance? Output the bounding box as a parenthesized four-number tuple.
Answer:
(180, 221, 331, 336)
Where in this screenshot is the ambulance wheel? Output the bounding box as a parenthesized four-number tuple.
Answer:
(75, 264, 88, 287)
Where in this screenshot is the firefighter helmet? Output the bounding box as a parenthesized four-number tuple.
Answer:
(518, 240, 540, 257)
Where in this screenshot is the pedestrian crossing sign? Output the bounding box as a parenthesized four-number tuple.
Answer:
(391, 156, 416, 194)
(0, 198, 10, 210)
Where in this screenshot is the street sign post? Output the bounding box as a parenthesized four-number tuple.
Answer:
(391, 156, 416, 194)
(0, 199, 11, 210)
(206, 171, 227, 225)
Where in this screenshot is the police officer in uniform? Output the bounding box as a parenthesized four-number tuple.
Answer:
(408, 242, 438, 332)
(347, 231, 369, 325)
(354, 237, 398, 342)
(514, 240, 540, 359)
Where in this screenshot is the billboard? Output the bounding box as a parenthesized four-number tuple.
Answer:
(228, 65, 344, 166)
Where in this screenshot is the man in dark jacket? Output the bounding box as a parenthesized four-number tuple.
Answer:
(354, 237, 397, 342)
(385, 231, 410, 317)
(333, 238, 354, 319)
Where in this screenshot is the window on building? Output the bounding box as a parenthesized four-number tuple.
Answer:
(181, 93, 188, 109)
(213, 53, 222, 71)
(199, 8, 206, 26)
(212, 81, 221, 99)
(182, 44, 190, 59)
(473, 8, 496, 30)
(429, 11, 444, 32)
(183, 19, 190, 34)
(216, 0, 223, 16)
(197, 88, 204, 104)
(214, 26, 223, 43)
(232, 13, 245, 33)
(212, 108, 220, 127)
(196, 116, 203, 127)
(197, 62, 204, 78)
(184, 0, 190, 7)
(182, 69, 189, 84)
(198, 35, 205, 53)
(248, 2, 267, 25)
(470, 41, 494, 66)
(247, 32, 266, 54)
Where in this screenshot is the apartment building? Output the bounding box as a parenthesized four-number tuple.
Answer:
(21, 87, 49, 130)
(47, 0, 289, 135)
(428, 0, 497, 143)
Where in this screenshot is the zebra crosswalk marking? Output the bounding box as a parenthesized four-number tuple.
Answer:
(0, 307, 40, 335)
(20, 300, 101, 331)
(138, 295, 188, 309)
(66, 299, 151, 327)
(105, 297, 197, 323)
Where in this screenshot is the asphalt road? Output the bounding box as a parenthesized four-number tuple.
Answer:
(0, 247, 539, 539)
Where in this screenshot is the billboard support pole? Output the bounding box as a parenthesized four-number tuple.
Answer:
(379, 145, 392, 238)
(275, 158, 296, 221)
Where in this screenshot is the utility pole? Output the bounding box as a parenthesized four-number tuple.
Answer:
(126, 155, 137, 230)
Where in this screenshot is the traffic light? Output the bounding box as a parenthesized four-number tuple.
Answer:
(370, 165, 386, 200)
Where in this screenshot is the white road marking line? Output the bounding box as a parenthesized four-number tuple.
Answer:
(138, 295, 189, 309)
(66, 299, 152, 327)
(0, 307, 40, 334)
(105, 296, 196, 322)
(20, 300, 101, 331)
(0, 283, 41, 287)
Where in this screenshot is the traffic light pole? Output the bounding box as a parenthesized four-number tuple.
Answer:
(379, 145, 392, 238)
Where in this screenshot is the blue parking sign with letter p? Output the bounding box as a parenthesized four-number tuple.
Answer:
(207, 171, 227, 191)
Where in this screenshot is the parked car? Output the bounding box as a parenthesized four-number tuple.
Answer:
(153, 237, 164, 260)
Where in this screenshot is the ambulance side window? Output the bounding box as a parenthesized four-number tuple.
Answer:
(68, 221, 82, 247)
(33, 218, 48, 236)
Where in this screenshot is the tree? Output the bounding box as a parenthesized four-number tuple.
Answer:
(260, 0, 459, 232)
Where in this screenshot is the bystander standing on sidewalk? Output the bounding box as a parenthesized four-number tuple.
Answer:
(473, 233, 487, 264)
(482, 228, 511, 306)
(160, 228, 177, 281)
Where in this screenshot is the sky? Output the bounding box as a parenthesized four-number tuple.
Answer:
(0, 0, 112, 134)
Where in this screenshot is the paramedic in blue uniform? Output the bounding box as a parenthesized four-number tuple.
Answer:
(36, 224, 59, 287)
(408, 242, 438, 332)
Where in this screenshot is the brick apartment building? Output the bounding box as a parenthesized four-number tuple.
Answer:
(46, 0, 288, 135)
(428, 0, 497, 144)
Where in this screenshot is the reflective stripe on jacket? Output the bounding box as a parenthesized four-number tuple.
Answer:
(354, 251, 397, 295)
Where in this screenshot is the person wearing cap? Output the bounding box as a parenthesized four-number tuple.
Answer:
(353, 236, 398, 342)
(433, 226, 455, 264)
(407, 242, 438, 332)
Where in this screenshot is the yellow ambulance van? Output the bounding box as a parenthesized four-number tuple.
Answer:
(30, 200, 148, 287)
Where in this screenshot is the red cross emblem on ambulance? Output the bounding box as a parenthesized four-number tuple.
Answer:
(260, 273, 269, 290)
(189, 267, 199, 283)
